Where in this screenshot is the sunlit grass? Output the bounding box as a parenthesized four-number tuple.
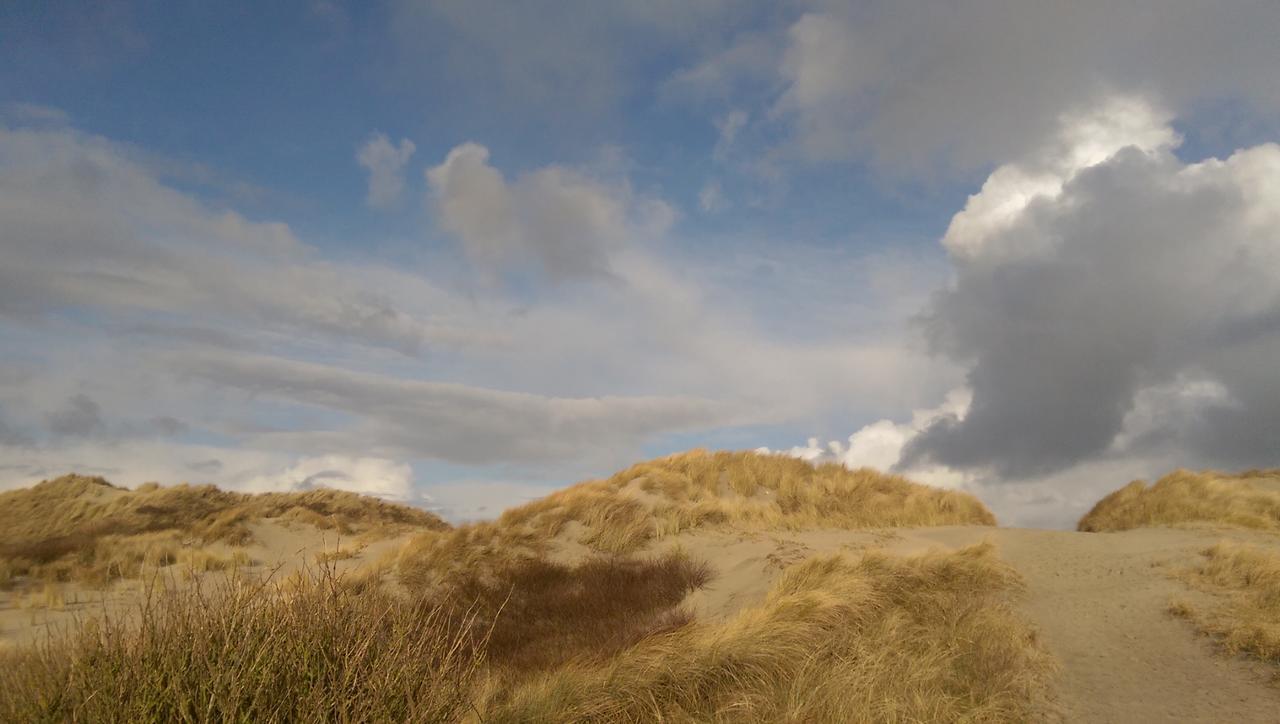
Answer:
(481, 543, 1055, 722)
(1170, 541, 1280, 674)
(1078, 469, 1280, 532)
(0, 474, 448, 588)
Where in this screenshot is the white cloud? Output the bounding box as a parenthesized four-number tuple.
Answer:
(426, 142, 674, 279)
(422, 478, 562, 522)
(0, 118, 957, 509)
(762, 388, 974, 491)
(941, 97, 1179, 260)
(175, 348, 736, 466)
(356, 132, 416, 208)
(663, 31, 781, 103)
(240, 455, 416, 500)
(698, 180, 725, 213)
(0, 124, 450, 355)
(713, 109, 749, 161)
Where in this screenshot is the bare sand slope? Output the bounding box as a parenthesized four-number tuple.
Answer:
(648, 525, 1280, 723)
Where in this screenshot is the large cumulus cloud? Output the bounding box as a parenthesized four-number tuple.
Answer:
(902, 98, 1280, 476)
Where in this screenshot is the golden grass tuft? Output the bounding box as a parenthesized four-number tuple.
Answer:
(1078, 468, 1280, 532)
(0, 566, 488, 722)
(0, 474, 448, 588)
(480, 542, 1056, 722)
(400, 449, 995, 586)
(1170, 541, 1280, 672)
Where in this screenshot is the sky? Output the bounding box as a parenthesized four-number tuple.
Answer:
(2, 1, 1279, 527)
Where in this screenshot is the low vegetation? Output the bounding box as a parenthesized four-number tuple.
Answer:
(0, 474, 448, 587)
(0, 566, 487, 722)
(401, 450, 995, 586)
(1077, 469, 1280, 532)
(0, 542, 1054, 723)
(1170, 541, 1280, 675)
(481, 543, 1055, 722)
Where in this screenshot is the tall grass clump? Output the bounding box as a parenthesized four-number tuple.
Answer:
(482, 543, 1056, 722)
(401, 449, 995, 585)
(1078, 469, 1280, 532)
(1170, 541, 1280, 672)
(0, 567, 487, 722)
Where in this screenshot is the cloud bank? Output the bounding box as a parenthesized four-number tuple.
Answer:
(775, 94, 1280, 524)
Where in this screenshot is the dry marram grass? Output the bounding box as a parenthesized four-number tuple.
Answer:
(1170, 541, 1280, 674)
(0, 544, 1054, 723)
(479, 543, 1055, 722)
(0, 474, 448, 587)
(0, 566, 487, 722)
(1078, 469, 1280, 532)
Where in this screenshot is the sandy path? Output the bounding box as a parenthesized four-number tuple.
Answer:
(658, 524, 1280, 723)
(983, 527, 1280, 723)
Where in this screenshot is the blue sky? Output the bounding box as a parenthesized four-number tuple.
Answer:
(3, 1, 1280, 527)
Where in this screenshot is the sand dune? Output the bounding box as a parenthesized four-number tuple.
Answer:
(5, 459, 1280, 721)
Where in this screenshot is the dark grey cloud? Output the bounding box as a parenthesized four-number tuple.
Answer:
(0, 414, 33, 447)
(47, 393, 106, 439)
(902, 135, 1280, 477)
(776, 0, 1280, 172)
(147, 416, 189, 437)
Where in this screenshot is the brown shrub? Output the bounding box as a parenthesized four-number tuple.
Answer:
(451, 550, 712, 674)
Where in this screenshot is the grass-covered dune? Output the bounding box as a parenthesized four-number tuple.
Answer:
(0, 451, 1056, 723)
(0, 474, 448, 588)
(1077, 469, 1280, 532)
(400, 449, 995, 585)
